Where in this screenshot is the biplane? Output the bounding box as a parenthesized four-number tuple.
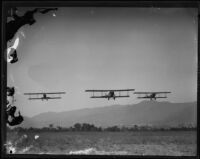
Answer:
(85, 89, 135, 100)
(134, 91, 171, 100)
(24, 92, 66, 100)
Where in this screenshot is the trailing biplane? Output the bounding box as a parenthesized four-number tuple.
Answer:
(134, 91, 171, 100)
(85, 89, 135, 100)
(24, 92, 66, 101)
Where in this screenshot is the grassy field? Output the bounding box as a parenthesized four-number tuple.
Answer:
(6, 131, 196, 156)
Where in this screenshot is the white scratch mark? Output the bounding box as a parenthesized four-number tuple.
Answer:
(12, 37, 19, 49)
(20, 31, 26, 38)
(34, 135, 39, 140)
(7, 36, 20, 63)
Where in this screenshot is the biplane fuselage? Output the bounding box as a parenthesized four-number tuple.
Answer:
(95, 91, 118, 100)
(39, 94, 61, 100)
(85, 89, 135, 100)
(140, 93, 157, 100)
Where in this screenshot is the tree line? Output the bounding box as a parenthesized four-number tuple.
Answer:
(7, 123, 196, 132)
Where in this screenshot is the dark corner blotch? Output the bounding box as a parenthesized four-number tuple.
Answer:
(9, 50, 18, 64)
(6, 7, 58, 42)
(6, 87, 24, 126)
(39, 8, 58, 14)
(7, 87, 15, 96)
(6, 108, 24, 126)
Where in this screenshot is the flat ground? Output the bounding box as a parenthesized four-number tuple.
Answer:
(6, 131, 196, 156)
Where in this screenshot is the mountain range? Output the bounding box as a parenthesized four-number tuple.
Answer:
(19, 101, 197, 128)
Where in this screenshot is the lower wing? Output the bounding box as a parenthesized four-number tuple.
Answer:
(28, 98, 43, 100)
(114, 95, 130, 98)
(91, 95, 129, 98)
(91, 96, 108, 98)
(48, 97, 61, 99)
(138, 97, 167, 98)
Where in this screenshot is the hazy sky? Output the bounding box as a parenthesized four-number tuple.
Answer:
(7, 7, 197, 117)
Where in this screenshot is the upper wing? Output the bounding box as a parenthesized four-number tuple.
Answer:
(134, 92, 171, 94)
(85, 89, 135, 92)
(152, 92, 171, 94)
(43, 92, 66, 94)
(28, 97, 61, 100)
(24, 93, 43, 95)
(86, 90, 111, 92)
(28, 97, 42, 100)
(111, 89, 135, 92)
(24, 92, 66, 95)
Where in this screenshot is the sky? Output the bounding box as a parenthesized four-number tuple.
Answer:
(7, 7, 197, 117)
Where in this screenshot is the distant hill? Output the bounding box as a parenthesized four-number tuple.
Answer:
(19, 101, 197, 128)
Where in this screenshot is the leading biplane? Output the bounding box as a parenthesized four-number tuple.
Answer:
(24, 92, 66, 101)
(85, 89, 135, 100)
(134, 91, 171, 100)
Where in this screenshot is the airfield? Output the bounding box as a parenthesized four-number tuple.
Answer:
(6, 130, 196, 155)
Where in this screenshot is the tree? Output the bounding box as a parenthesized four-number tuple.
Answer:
(57, 126, 62, 131)
(49, 124, 54, 129)
(74, 123, 81, 131)
(133, 125, 139, 131)
(105, 125, 120, 132)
